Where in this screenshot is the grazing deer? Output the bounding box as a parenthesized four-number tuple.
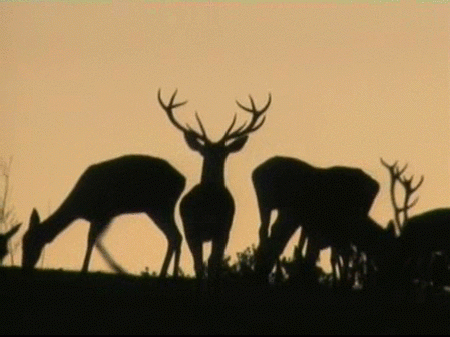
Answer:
(252, 156, 393, 282)
(158, 89, 271, 279)
(22, 155, 185, 276)
(0, 223, 21, 264)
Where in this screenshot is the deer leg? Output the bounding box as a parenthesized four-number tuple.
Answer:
(330, 248, 347, 287)
(258, 207, 272, 246)
(269, 218, 299, 271)
(159, 229, 182, 278)
(208, 237, 228, 280)
(341, 250, 351, 288)
(155, 215, 183, 278)
(172, 230, 183, 278)
(82, 221, 106, 273)
(298, 228, 307, 257)
(186, 234, 203, 279)
(305, 235, 320, 266)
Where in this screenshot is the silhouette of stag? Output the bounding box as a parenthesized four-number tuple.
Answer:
(252, 156, 392, 282)
(0, 223, 21, 264)
(158, 89, 271, 279)
(22, 155, 185, 276)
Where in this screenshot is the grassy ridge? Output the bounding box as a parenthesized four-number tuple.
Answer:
(1, 267, 450, 334)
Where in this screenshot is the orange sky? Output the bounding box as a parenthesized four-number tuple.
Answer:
(0, 0, 449, 275)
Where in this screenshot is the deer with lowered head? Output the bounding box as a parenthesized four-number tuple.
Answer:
(22, 155, 186, 276)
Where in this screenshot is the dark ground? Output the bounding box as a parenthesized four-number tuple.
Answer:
(1, 267, 450, 334)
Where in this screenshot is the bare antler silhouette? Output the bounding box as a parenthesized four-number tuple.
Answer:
(380, 158, 424, 233)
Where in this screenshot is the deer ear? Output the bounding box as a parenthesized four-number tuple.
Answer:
(30, 209, 40, 228)
(5, 223, 21, 240)
(226, 136, 248, 153)
(386, 220, 396, 237)
(184, 132, 204, 153)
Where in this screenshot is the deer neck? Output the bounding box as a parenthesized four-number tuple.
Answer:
(39, 201, 78, 243)
(200, 156, 226, 187)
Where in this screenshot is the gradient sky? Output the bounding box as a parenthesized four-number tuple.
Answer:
(0, 0, 449, 276)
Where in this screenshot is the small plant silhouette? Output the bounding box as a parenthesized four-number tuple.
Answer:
(0, 157, 21, 265)
(221, 245, 258, 279)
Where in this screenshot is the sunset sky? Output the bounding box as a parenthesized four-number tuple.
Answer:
(0, 0, 449, 276)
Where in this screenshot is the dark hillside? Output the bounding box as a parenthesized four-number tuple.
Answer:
(1, 267, 450, 334)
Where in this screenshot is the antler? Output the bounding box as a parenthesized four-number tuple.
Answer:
(158, 89, 209, 142)
(398, 173, 424, 224)
(380, 158, 424, 233)
(219, 93, 272, 143)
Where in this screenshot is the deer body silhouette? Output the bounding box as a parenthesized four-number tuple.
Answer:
(296, 227, 354, 284)
(22, 155, 185, 276)
(158, 89, 271, 278)
(252, 156, 390, 280)
(398, 208, 450, 282)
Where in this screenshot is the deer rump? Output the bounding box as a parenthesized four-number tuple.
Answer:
(253, 156, 380, 246)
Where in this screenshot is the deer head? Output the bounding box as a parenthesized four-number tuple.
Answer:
(22, 209, 46, 269)
(0, 222, 21, 263)
(158, 89, 271, 185)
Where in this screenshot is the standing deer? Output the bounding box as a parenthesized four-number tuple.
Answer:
(158, 89, 271, 279)
(253, 156, 394, 283)
(22, 155, 185, 276)
(0, 223, 21, 264)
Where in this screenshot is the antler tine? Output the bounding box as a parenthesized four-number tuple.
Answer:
(395, 163, 408, 177)
(380, 157, 388, 168)
(380, 158, 396, 171)
(157, 89, 189, 133)
(249, 95, 257, 112)
(158, 88, 188, 110)
(236, 98, 253, 113)
(194, 112, 209, 140)
(381, 158, 408, 178)
(235, 93, 272, 116)
(399, 174, 425, 193)
(260, 93, 272, 114)
(168, 89, 178, 107)
(220, 92, 271, 143)
(404, 196, 420, 211)
(412, 175, 424, 192)
(248, 115, 266, 133)
(222, 114, 238, 139)
(380, 158, 403, 233)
